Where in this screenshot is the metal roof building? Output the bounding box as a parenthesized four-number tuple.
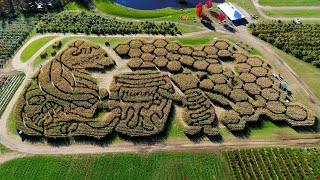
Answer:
(217, 3, 245, 21)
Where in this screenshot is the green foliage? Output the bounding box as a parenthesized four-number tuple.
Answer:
(227, 148, 320, 179)
(0, 152, 229, 179)
(37, 12, 181, 35)
(251, 23, 320, 68)
(0, 18, 37, 67)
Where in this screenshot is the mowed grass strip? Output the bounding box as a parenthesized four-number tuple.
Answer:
(20, 36, 57, 62)
(259, 0, 320, 6)
(0, 152, 229, 180)
(262, 9, 320, 18)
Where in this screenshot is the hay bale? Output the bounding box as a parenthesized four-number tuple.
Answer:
(166, 61, 182, 73)
(214, 41, 230, 50)
(193, 60, 209, 71)
(179, 55, 195, 66)
(141, 43, 156, 53)
(153, 56, 168, 68)
(256, 77, 273, 88)
(266, 101, 286, 114)
(179, 46, 194, 55)
(153, 39, 168, 48)
(114, 44, 130, 56)
(128, 48, 143, 58)
(154, 48, 168, 56)
(129, 39, 144, 49)
(207, 64, 223, 74)
(286, 105, 308, 121)
(203, 46, 219, 55)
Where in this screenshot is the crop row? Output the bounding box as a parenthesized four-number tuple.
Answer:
(36, 12, 181, 36)
(0, 18, 37, 68)
(250, 23, 320, 68)
(0, 74, 25, 117)
(227, 147, 320, 180)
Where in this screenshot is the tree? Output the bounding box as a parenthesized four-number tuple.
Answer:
(217, 13, 226, 22)
(195, 3, 203, 18)
(205, 0, 212, 9)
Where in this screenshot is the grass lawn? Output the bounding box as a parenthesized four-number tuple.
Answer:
(63, 0, 90, 10)
(262, 9, 320, 18)
(0, 144, 9, 154)
(20, 36, 57, 62)
(259, 0, 320, 6)
(0, 152, 231, 179)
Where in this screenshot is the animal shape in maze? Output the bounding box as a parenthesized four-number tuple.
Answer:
(108, 71, 175, 136)
(115, 39, 316, 132)
(15, 40, 117, 138)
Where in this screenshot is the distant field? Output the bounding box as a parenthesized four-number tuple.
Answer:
(0, 152, 230, 179)
(262, 9, 320, 18)
(259, 0, 320, 6)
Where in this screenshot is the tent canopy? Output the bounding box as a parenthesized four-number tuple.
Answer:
(217, 3, 245, 21)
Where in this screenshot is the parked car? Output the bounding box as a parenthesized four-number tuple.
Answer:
(293, 19, 301, 24)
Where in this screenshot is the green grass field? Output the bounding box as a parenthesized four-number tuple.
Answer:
(20, 36, 57, 62)
(0, 152, 231, 180)
(259, 0, 320, 6)
(0, 144, 9, 154)
(262, 9, 320, 18)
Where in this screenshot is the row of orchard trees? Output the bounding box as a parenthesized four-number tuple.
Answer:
(36, 12, 181, 35)
(250, 23, 320, 68)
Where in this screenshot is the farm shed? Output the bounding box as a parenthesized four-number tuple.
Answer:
(217, 3, 245, 21)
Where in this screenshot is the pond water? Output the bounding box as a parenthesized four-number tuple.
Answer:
(114, 0, 224, 10)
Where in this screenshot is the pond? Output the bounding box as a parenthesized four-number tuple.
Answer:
(113, 0, 224, 10)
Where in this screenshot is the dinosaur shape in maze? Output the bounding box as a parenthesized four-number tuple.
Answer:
(114, 39, 316, 134)
(15, 40, 117, 138)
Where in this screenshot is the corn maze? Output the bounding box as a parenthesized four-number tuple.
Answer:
(14, 38, 316, 139)
(227, 148, 320, 179)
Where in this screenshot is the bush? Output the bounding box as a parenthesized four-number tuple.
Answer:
(243, 83, 261, 95)
(166, 52, 181, 61)
(127, 58, 144, 69)
(247, 57, 263, 67)
(220, 110, 241, 124)
(209, 74, 228, 84)
(235, 63, 251, 73)
(230, 89, 248, 102)
(239, 73, 256, 83)
(250, 67, 268, 77)
(286, 105, 308, 121)
(192, 50, 207, 57)
(266, 101, 286, 114)
(141, 43, 156, 53)
(128, 48, 143, 58)
(40, 51, 47, 59)
(179, 55, 195, 66)
(153, 56, 168, 67)
(214, 41, 230, 50)
(165, 42, 180, 52)
(207, 64, 223, 74)
(233, 53, 247, 63)
(200, 79, 214, 90)
(129, 39, 144, 49)
(50, 50, 56, 56)
(52, 41, 62, 49)
(234, 102, 254, 115)
(114, 44, 130, 56)
(166, 61, 182, 73)
(261, 88, 279, 101)
(153, 39, 168, 48)
(214, 84, 231, 96)
(141, 53, 155, 62)
(217, 50, 232, 59)
(203, 46, 218, 55)
(171, 72, 198, 91)
(205, 58, 220, 64)
(193, 60, 209, 71)
(178, 46, 194, 55)
(256, 77, 273, 88)
(154, 48, 168, 56)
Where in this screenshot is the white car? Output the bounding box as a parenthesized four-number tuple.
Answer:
(295, 19, 301, 24)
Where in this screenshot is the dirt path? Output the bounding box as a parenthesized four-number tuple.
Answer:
(252, 0, 320, 20)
